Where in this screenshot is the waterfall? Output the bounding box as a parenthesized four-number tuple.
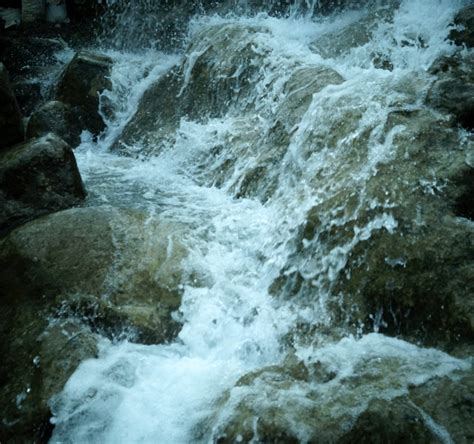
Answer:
(49, 0, 472, 442)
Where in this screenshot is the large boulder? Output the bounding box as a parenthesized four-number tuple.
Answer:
(0, 133, 86, 235)
(56, 50, 112, 136)
(0, 62, 23, 149)
(449, 4, 474, 48)
(0, 206, 187, 343)
(26, 100, 84, 147)
(0, 206, 188, 441)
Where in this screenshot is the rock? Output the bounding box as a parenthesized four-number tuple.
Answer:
(210, 335, 470, 443)
(0, 319, 97, 443)
(0, 205, 188, 441)
(56, 50, 112, 136)
(26, 100, 83, 147)
(449, 5, 474, 48)
(22, 0, 46, 23)
(12, 80, 42, 116)
(0, 133, 86, 234)
(0, 62, 24, 149)
(409, 372, 474, 443)
(426, 53, 474, 130)
(0, 206, 187, 344)
(339, 398, 435, 443)
(112, 24, 270, 155)
(270, 104, 474, 350)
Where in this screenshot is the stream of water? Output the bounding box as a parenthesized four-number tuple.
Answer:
(49, 1, 472, 442)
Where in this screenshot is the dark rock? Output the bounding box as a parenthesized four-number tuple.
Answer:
(0, 62, 24, 149)
(427, 53, 474, 130)
(56, 50, 112, 136)
(12, 80, 42, 116)
(0, 319, 97, 444)
(449, 5, 474, 48)
(0, 133, 86, 234)
(22, 0, 46, 22)
(26, 100, 83, 147)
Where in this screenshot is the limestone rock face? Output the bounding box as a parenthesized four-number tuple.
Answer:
(0, 62, 24, 149)
(0, 133, 86, 234)
(26, 100, 84, 147)
(56, 50, 112, 136)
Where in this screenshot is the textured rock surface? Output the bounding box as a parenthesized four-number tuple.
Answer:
(0, 319, 97, 443)
(0, 133, 86, 234)
(0, 62, 24, 149)
(0, 206, 187, 343)
(427, 52, 474, 130)
(211, 341, 471, 443)
(56, 50, 112, 136)
(26, 100, 84, 147)
(0, 205, 189, 441)
(449, 4, 474, 48)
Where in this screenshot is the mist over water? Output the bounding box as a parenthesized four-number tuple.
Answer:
(50, 1, 472, 442)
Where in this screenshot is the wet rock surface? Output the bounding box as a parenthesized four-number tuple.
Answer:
(56, 50, 112, 137)
(449, 4, 474, 49)
(26, 100, 84, 147)
(0, 62, 24, 149)
(0, 205, 189, 440)
(427, 52, 474, 130)
(0, 133, 86, 235)
(0, 206, 187, 343)
(211, 338, 471, 443)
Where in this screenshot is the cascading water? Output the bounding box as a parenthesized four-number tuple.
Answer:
(49, 0, 472, 442)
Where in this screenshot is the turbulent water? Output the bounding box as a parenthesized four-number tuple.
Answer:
(49, 1, 471, 442)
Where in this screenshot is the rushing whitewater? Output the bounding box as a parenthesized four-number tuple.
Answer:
(49, 1, 472, 442)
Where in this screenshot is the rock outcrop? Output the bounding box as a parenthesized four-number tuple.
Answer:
(0, 133, 86, 234)
(0, 62, 23, 149)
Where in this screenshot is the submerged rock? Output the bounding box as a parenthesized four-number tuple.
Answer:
(0, 62, 24, 149)
(56, 50, 112, 137)
(26, 100, 84, 147)
(0, 133, 86, 234)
